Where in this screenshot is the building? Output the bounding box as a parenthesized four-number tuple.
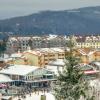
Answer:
(0, 64, 55, 96)
(21, 48, 65, 67)
(0, 52, 23, 65)
(79, 64, 100, 79)
(6, 35, 100, 54)
(6, 36, 30, 53)
(0, 74, 12, 83)
(75, 48, 100, 64)
(46, 59, 64, 75)
(76, 35, 100, 49)
(0, 65, 55, 86)
(77, 48, 95, 63)
(89, 61, 100, 70)
(6, 35, 68, 53)
(6, 47, 100, 67)
(6, 37, 19, 53)
(5, 47, 65, 67)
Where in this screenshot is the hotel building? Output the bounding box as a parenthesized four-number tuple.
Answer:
(6, 35, 67, 53)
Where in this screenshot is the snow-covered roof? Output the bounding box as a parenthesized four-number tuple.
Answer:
(37, 48, 54, 53)
(48, 59, 65, 66)
(47, 34, 57, 40)
(80, 64, 94, 71)
(46, 66, 59, 75)
(46, 65, 63, 75)
(0, 65, 38, 76)
(0, 54, 10, 61)
(23, 50, 42, 56)
(36, 48, 64, 53)
(78, 49, 96, 56)
(10, 53, 22, 58)
(23, 47, 65, 57)
(32, 36, 41, 39)
(2, 96, 12, 100)
(1, 54, 9, 59)
(0, 74, 12, 83)
(51, 48, 64, 53)
(3, 58, 13, 62)
(17, 37, 31, 40)
(0, 57, 13, 62)
(92, 62, 100, 66)
(9, 37, 17, 41)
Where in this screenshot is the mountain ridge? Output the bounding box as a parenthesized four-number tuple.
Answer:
(0, 6, 100, 35)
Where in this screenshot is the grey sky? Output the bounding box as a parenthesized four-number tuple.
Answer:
(0, 0, 100, 19)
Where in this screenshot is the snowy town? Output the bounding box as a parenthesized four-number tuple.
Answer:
(1, 0, 100, 99)
(0, 35, 100, 100)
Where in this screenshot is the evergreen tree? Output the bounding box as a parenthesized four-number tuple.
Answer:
(52, 36, 93, 100)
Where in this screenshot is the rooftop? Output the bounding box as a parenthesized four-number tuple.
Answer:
(36, 47, 64, 54)
(77, 48, 97, 56)
(48, 59, 65, 66)
(0, 65, 38, 76)
(10, 53, 22, 58)
(23, 47, 65, 56)
(0, 74, 12, 83)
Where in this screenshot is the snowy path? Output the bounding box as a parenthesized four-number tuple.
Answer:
(13, 92, 55, 100)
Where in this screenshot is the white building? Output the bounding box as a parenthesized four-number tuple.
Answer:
(0, 65, 55, 82)
(6, 35, 68, 53)
(0, 65, 55, 87)
(46, 59, 65, 75)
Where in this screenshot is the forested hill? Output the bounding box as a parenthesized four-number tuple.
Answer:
(0, 6, 100, 35)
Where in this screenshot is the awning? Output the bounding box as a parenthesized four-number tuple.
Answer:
(84, 70, 99, 74)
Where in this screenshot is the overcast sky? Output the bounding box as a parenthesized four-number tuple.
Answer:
(0, 0, 100, 19)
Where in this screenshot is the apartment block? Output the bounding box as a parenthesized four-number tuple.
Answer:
(12, 47, 65, 67)
(6, 35, 67, 53)
(76, 35, 100, 48)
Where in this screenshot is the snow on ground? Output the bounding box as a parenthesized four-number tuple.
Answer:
(13, 92, 55, 100)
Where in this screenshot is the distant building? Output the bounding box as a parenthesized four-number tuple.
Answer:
(76, 35, 100, 48)
(5, 47, 65, 67)
(21, 48, 65, 67)
(6, 35, 100, 54)
(80, 64, 99, 79)
(6, 35, 68, 53)
(6, 47, 100, 67)
(6, 37, 30, 53)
